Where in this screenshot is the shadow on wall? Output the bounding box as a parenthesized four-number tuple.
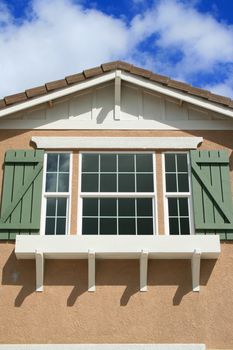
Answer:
(1, 249, 217, 307)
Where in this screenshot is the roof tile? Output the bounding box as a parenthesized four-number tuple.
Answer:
(26, 85, 47, 98)
(65, 73, 85, 85)
(207, 93, 231, 106)
(83, 66, 103, 78)
(46, 79, 68, 91)
(4, 92, 27, 105)
(167, 80, 191, 92)
(0, 99, 6, 109)
(130, 66, 151, 78)
(150, 73, 170, 84)
(187, 86, 210, 99)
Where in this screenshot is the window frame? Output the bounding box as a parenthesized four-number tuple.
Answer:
(78, 151, 158, 236)
(162, 151, 195, 236)
(40, 151, 72, 236)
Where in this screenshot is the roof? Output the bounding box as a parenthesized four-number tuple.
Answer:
(0, 60, 233, 111)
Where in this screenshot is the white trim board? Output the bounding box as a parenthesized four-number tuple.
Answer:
(32, 136, 203, 149)
(0, 345, 206, 350)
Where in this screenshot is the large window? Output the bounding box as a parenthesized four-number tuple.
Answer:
(164, 153, 193, 235)
(80, 153, 156, 235)
(42, 153, 71, 235)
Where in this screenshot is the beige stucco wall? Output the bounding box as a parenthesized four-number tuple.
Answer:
(0, 129, 232, 348)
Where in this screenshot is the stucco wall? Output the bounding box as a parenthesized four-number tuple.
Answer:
(0, 129, 232, 348)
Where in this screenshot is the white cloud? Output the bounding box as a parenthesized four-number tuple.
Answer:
(0, 0, 233, 98)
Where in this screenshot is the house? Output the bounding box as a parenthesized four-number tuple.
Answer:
(0, 61, 232, 350)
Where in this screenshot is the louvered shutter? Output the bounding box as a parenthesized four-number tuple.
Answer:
(190, 150, 233, 240)
(0, 150, 44, 240)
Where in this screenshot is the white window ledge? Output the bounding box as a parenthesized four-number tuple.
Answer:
(15, 235, 220, 293)
(31, 136, 203, 149)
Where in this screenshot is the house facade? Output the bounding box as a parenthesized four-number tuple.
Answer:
(0, 61, 232, 350)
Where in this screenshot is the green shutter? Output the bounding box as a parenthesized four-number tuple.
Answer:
(0, 150, 44, 240)
(190, 150, 233, 240)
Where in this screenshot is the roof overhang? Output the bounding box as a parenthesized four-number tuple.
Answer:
(1, 70, 233, 119)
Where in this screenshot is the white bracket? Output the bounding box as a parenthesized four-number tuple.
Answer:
(114, 70, 121, 120)
(35, 250, 44, 292)
(140, 250, 148, 292)
(192, 249, 201, 292)
(88, 250, 95, 292)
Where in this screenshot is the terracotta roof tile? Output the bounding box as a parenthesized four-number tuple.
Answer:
(0, 61, 233, 111)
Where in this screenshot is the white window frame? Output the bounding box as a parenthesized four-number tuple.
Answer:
(40, 151, 72, 235)
(78, 151, 158, 236)
(163, 151, 194, 236)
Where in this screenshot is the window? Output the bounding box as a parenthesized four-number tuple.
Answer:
(79, 153, 156, 235)
(42, 153, 71, 235)
(164, 153, 193, 235)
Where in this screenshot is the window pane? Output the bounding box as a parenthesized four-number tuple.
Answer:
(136, 154, 153, 172)
(168, 198, 178, 216)
(118, 174, 135, 192)
(136, 174, 154, 192)
(119, 218, 135, 235)
(58, 174, 69, 192)
(179, 198, 189, 216)
(45, 218, 55, 235)
(82, 154, 99, 172)
(166, 174, 177, 192)
(82, 174, 98, 192)
(137, 218, 153, 235)
(178, 174, 189, 192)
(165, 154, 176, 172)
(47, 154, 58, 172)
(118, 154, 134, 172)
(100, 154, 116, 172)
(100, 174, 117, 192)
(100, 218, 117, 235)
(137, 198, 153, 216)
(46, 198, 56, 216)
(180, 218, 190, 235)
(118, 198, 135, 216)
(82, 218, 98, 235)
(100, 198, 117, 216)
(56, 218, 66, 235)
(59, 153, 70, 172)
(177, 154, 188, 172)
(83, 198, 98, 216)
(169, 218, 179, 235)
(57, 198, 67, 216)
(46, 173, 57, 192)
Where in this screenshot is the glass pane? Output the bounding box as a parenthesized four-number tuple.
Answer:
(118, 174, 135, 192)
(169, 218, 179, 235)
(165, 154, 176, 172)
(119, 218, 135, 235)
(57, 198, 67, 216)
(47, 154, 58, 172)
(46, 198, 56, 216)
(100, 218, 117, 235)
(177, 154, 188, 172)
(136, 154, 153, 172)
(166, 174, 177, 192)
(58, 174, 69, 192)
(46, 173, 57, 192)
(100, 198, 117, 216)
(100, 174, 117, 192)
(100, 154, 116, 172)
(168, 198, 178, 216)
(178, 174, 189, 192)
(82, 154, 99, 172)
(59, 153, 70, 172)
(179, 198, 189, 216)
(82, 174, 98, 192)
(118, 198, 135, 216)
(137, 218, 153, 235)
(118, 154, 134, 172)
(136, 174, 154, 192)
(56, 218, 66, 235)
(137, 198, 153, 216)
(83, 198, 98, 216)
(45, 218, 55, 235)
(180, 218, 190, 235)
(82, 218, 98, 235)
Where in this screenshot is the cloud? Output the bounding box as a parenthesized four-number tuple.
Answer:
(0, 0, 233, 98)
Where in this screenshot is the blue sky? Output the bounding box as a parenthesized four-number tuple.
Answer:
(1, 0, 233, 98)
